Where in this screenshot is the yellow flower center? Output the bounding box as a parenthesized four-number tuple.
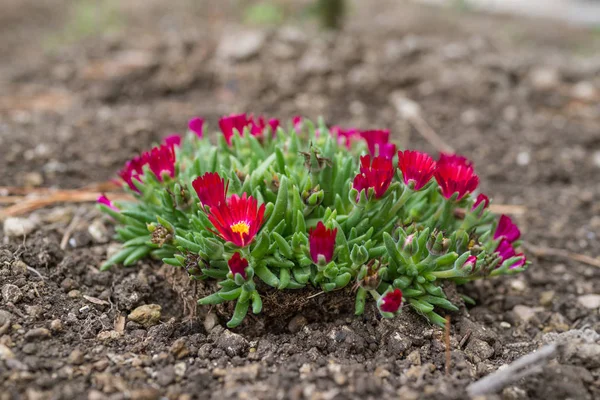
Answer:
(230, 221, 250, 235)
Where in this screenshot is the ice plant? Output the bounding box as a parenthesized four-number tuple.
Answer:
(494, 215, 521, 243)
(352, 155, 394, 199)
(379, 289, 403, 313)
(207, 193, 265, 247)
(309, 221, 338, 264)
(188, 117, 204, 137)
(100, 115, 529, 328)
(434, 162, 479, 200)
(192, 172, 228, 209)
(228, 252, 248, 279)
(397, 150, 437, 190)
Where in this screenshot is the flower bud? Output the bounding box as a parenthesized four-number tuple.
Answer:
(378, 288, 403, 314)
(149, 224, 173, 247)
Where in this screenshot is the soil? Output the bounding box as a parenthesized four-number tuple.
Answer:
(1, 1, 600, 399)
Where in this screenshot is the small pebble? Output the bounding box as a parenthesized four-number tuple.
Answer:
(2, 284, 23, 304)
(49, 319, 63, 333)
(577, 294, 600, 310)
(68, 349, 85, 365)
(128, 304, 162, 328)
(24, 328, 51, 341)
(3, 217, 37, 237)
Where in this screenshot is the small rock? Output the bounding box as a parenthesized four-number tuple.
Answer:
(529, 67, 560, 90)
(3, 217, 37, 237)
(130, 388, 161, 400)
(397, 386, 419, 400)
(217, 31, 266, 61)
(500, 321, 512, 329)
(24, 328, 51, 341)
(203, 313, 219, 332)
(390, 92, 421, 120)
(510, 279, 528, 291)
(571, 81, 596, 101)
(11, 260, 29, 275)
(516, 151, 530, 167)
(22, 343, 37, 354)
(374, 367, 390, 379)
(49, 319, 63, 333)
(128, 304, 161, 328)
(563, 343, 600, 369)
(88, 219, 110, 243)
(407, 350, 421, 366)
(465, 338, 494, 362)
(69, 349, 85, 365)
(288, 315, 308, 334)
(0, 344, 15, 360)
(215, 330, 248, 357)
(513, 305, 538, 323)
(170, 338, 190, 359)
(68, 290, 81, 298)
(22, 172, 44, 187)
(173, 362, 187, 377)
(157, 366, 175, 386)
(2, 284, 23, 304)
(577, 294, 600, 310)
(0, 310, 14, 326)
(540, 291, 555, 307)
(97, 330, 121, 342)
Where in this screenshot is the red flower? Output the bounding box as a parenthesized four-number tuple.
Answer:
(228, 252, 248, 279)
(309, 221, 337, 263)
(494, 215, 521, 243)
(219, 113, 250, 144)
(97, 194, 117, 210)
(188, 117, 205, 138)
(292, 116, 303, 133)
(438, 153, 473, 168)
(143, 144, 176, 181)
(163, 134, 181, 147)
(118, 155, 146, 192)
(192, 172, 228, 209)
(250, 116, 279, 137)
(495, 238, 526, 269)
(380, 288, 403, 313)
(331, 126, 359, 149)
(434, 162, 479, 200)
(397, 150, 437, 190)
(472, 193, 490, 211)
(352, 155, 394, 199)
(360, 129, 391, 157)
(207, 193, 265, 247)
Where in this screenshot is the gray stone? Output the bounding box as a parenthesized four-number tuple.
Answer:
(3, 217, 37, 237)
(0, 310, 14, 326)
(577, 294, 600, 309)
(465, 338, 495, 362)
(2, 284, 23, 304)
(215, 330, 248, 357)
(24, 328, 51, 341)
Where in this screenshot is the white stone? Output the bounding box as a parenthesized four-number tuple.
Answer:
(577, 294, 600, 310)
(3, 217, 36, 237)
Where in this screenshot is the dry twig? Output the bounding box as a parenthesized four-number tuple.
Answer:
(467, 344, 558, 396)
(525, 243, 600, 269)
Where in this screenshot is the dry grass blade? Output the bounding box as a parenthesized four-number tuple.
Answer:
(524, 243, 600, 268)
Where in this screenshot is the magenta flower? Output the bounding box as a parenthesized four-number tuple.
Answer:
(438, 153, 473, 168)
(352, 155, 394, 199)
(228, 252, 248, 279)
(379, 143, 397, 159)
(192, 172, 228, 209)
(143, 144, 176, 181)
(495, 238, 526, 269)
(219, 114, 250, 144)
(309, 221, 337, 264)
(118, 155, 146, 192)
(472, 194, 490, 211)
(163, 134, 182, 148)
(249, 116, 280, 137)
(360, 129, 390, 157)
(97, 195, 117, 210)
(330, 126, 359, 149)
(379, 289, 403, 313)
(494, 215, 521, 243)
(434, 162, 479, 200)
(188, 117, 205, 138)
(397, 150, 437, 190)
(292, 116, 303, 133)
(462, 255, 477, 274)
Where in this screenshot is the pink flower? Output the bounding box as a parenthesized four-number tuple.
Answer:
(360, 129, 390, 157)
(438, 153, 473, 168)
(192, 172, 228, 209)
(495, 238, 526, 269)
(463, 255, 477, 274)
(143, 144, 176, 181)
(352, 155, 394, 199)
(163, 134, 182, 148)
(434, 162, 479, 200)
(292, 116, 303, 133)
(472, 194, 490, 211)
(188, 117, 205, 138)
(330, 126, 359, 149)
(97, 195, 117, 210)
(219, 114, 250, 144)
(250, 116, 280, 137)
(379, 289, 403, 313)
(397, 150, 437, 190)
(228, 252, 248, 279)
(118, 155, 146, 192)
(494, 215, 521, 243)
(309, 221, 337, 264)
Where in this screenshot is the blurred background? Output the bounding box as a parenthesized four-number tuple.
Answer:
(1, 0, 599, 254)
